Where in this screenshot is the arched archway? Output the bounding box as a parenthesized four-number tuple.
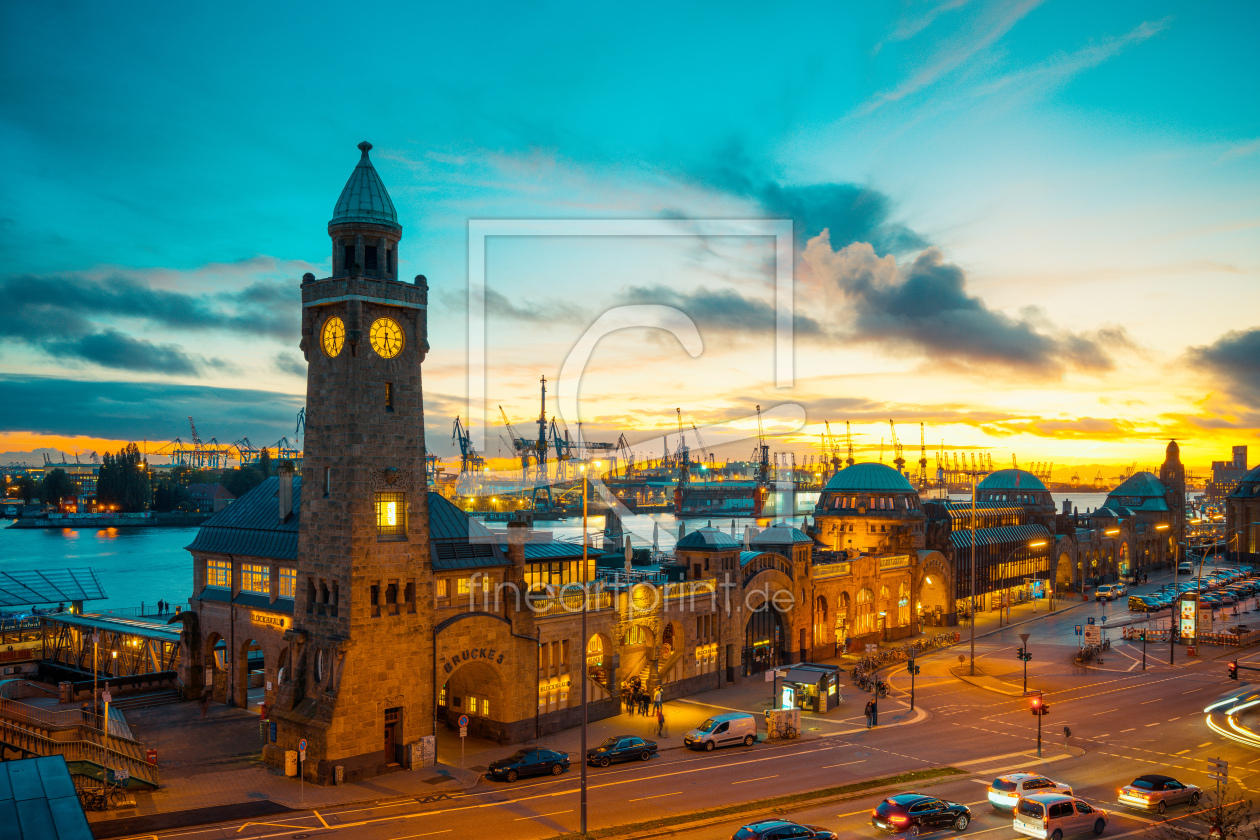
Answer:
(620, 623, 655, 692)
(441, 658, 507, 742)
(1119, 542, 1131, 577)
(743, 604, 787, 676)
(814, 595, 830, 650)
(236, 639, 264, 711)
(659, 620, 685, 685)
(917, 574, 948, 627)
(277, 646, 291, 687)
(586, 633, 613, 699)
(835, 592, 851, 645)
(204, 632, 226, 703)
(1056, 552, 1074, 591)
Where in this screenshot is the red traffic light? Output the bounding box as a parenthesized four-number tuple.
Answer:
(1229, 661, 1239, 680)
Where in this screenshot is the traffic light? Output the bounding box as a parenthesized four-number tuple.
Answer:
(1029, 696, 1049, 716)
(907, 660, 920, 675)
(1229, 661, 1239, 680)
(1017, 647, 1032, 661)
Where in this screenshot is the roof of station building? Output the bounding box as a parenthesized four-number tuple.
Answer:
(676, 527, 742, 550)
(948, 522, 1052, 550)
(0, 568, 106, 608)
(1102, 471, 1170, 512)
(186, 475, 300, 560)
(822, 462, 916, 493)
(977, 469, 1048, 492)
(750, 523, 812, 546)
(1228, 465, 1260, 498)
(330, 141, 401, 230)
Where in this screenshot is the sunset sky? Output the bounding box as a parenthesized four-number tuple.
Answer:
(1, 0, 1257, 477)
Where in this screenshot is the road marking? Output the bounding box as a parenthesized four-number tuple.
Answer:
(838, 807, 875, 817)
(1199, 742, 1213, 747)
(629, 791, 680, 801)
(1168, 717, 1181, 722)
(1176, 749, 1191, 754)
(313, 811, 331, 829)
(514, 810, 571, 821)
(391, 832, 453, 839)
(1140, 698, 1163, 704)
(1121, 728, 1136, 732)
(733, 774, 779, 784)
(1146, 723, 1161, 727)
(822, 759, 867, 768)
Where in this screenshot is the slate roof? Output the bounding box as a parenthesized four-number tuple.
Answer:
(977, 469, 1048, 492)
(676, 527, 741, 550)
(751, 523, 812, 546)
(948, 523, 1052, 550)
(330, 142, 401, 230)
(429, 493, 496, 541)
(0, 755, 93, 840)
(1227, 465, 1260, 498)
(1103, 471, 1170, 512)
(518, 541, 589, 559)
(822, 462, 916, 493)
(0, 568, 106, 607)
(186, 475, 299, 561)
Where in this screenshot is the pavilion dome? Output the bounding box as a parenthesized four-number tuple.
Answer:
(977, 469, 1048, 493)
(750, 523, 812, 546)
(822, 462, 915, 493)
(330, 141, 401, 230)
(675, 527, 741, 551)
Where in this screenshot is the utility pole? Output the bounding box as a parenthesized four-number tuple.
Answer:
(580, 462, 595, 838)
(970, 471, 977, 676)
(1019, 632, 1031, 695)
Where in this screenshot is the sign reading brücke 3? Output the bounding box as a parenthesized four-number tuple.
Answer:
(443, 648, 505, 673)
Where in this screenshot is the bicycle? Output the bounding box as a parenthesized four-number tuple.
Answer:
(779, 722, 799, 740)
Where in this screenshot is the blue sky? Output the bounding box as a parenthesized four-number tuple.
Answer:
(1, 0, 1257, 471)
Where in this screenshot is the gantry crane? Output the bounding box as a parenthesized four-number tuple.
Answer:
(889, 420, 906, 476)
(844, 421, 855, 467)
(917, 422, 928, 489)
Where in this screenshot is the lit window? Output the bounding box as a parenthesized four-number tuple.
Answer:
(207, 559, 230, 588)
(375, 492, 406, 539)
(242, 564, 268, 595)
(457, 578, 470, 596)
(279, 567, 297, 599)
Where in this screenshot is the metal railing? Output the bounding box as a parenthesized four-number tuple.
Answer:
(0, 719, 158, 787)
(532, 591, 614, 618)
(663, 579, 716, 600)
(0, 695, 90, 730)
(813, 561, 852, 579)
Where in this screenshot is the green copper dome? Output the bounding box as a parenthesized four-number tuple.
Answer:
(977, 469, 1048, 492)
(330, 141, 401, 230)
(822, 462, 915, 493)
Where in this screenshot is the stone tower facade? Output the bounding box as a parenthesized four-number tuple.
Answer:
(268, 142, 434, 783)
(1160, 439, 1187, 560)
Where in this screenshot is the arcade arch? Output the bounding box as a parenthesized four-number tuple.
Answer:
(743, 604, 787, 675)
(917, 573, 948, 627)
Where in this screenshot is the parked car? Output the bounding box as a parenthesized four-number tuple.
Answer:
(586, 735, 657, 766)
(684, 712, 758, 751)
(989, 773, 1074, 812)
(1129, 595, 1162, 612)
(1178, 562, 1194, 574)
(733, 819, 838, 839)
(1117, 774, 1201, 814)
(1014, 793, 1106, 839)
(871, 793, 971, 835)
(485, 748, 570, 782)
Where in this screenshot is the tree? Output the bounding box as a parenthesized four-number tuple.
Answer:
(16, 476, 38, 503)
(41, 468, 75, 505)
(258, 447, 272, 477)
(96, 443, 152, 512)
(1151, 784, 1256, 840)
(222, 466, 265, 498)
(152, 479, 192, 512)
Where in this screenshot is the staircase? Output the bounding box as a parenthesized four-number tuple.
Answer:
(0, 718, 159, 789)
(109, 689, 183, 712)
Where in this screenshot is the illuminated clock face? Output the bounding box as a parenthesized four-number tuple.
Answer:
(370, 317, 404, 358)
(321, 316, 345, 358)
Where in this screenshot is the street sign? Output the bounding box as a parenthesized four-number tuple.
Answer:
(1087, 617, 1096, 625)
(1075, 625, 1082, 636)
(1208, 757, 1228, 783)
(1100, 615, 1108, 624)
(102, 690, 111, 704)
(1083, 626, 1100, 644)
(460, 726, 467, 738)
(116, 768, 130, 781)
(298, 738, 308, 752)
(1019, 633, 1030, 646)
(458, 715, 469, 728)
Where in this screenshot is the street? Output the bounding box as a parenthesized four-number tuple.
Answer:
(117, 588, 1260, 840)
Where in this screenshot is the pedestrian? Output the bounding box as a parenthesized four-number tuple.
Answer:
(200, 692, 210, 719)
(871, 697, 879, 727)
(640, 691, 650, 716)
(864, 699, 873, 729)
(656, 707, 666, 737)
(652, 686, 663, 715)
(627, 689, 636, 716)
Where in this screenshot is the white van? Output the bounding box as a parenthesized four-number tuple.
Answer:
(1178, 562, 1194, 575)
(1014, 793, 1107, 839)
(683, 712, 757, 751)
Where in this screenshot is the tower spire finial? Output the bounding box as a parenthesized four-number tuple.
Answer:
(358, 140, 372, 157)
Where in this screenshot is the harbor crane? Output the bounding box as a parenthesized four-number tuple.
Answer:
(917, 423, 928, 489)
(451, 417, 486, 476)
(844, 421, 855, 467)
(889, 420, 906, 476)
(752, 405, 771, 486)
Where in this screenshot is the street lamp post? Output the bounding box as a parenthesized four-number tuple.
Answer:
(969, 473, 977, 676)
(579, 460, 600, 839)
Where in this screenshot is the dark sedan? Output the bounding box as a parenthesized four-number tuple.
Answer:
(586, 735, 658, 766)
(733, 819, 838, 839)
(485, 748, 570, 782)
(872, 793, 971, 836)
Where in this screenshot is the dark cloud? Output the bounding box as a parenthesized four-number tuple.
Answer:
(483, 288, 585, 323)
(1186, 327, 1260, 402)
(0, 375, 305, 443)
(696, 152, 928, 253)
(49, 329, 202, 375)
(617, 285, 824, 336)
(274, 352, 307, 378)
(0, 271, 299, 375)
(810, 244, 1128, 376)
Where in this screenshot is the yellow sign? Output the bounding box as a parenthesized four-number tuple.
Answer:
(252, 613, 286, 629)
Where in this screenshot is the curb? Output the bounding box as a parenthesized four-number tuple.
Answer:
(948, 666, 1024, 696)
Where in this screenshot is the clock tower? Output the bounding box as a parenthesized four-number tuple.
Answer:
(268, 141, 434, 782)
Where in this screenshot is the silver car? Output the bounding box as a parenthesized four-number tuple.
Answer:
(1117, 774, 1201, 814)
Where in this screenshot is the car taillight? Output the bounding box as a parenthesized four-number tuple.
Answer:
(891, 816, 909, 825)
(871, 811, 879, 818)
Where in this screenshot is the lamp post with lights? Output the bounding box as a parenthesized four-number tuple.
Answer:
(579, 459, 601, 838)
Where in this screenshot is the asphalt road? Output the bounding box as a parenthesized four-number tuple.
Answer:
(121, 582, 1260, 840)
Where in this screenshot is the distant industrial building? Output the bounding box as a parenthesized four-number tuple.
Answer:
(1206, 445, 1251, 501)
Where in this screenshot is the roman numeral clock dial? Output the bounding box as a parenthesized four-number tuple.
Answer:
(370, 316, 404, 358)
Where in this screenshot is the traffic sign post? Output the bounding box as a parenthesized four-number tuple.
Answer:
(906, 657, 919, 710)
(298, 738, 307, 804)
(1208, 757, 1228, 801)
(1019, 633, 1031, 695)
(459, 715, 469, 766)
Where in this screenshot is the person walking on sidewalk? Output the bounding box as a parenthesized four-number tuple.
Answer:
(652, 686, 662, 715)
(864, 699, 874, 729)
(639, 690, 650, 716)
(628, 688, 638, 716)
(656, 707, 666, 737)
(871, 696, 879, 727)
